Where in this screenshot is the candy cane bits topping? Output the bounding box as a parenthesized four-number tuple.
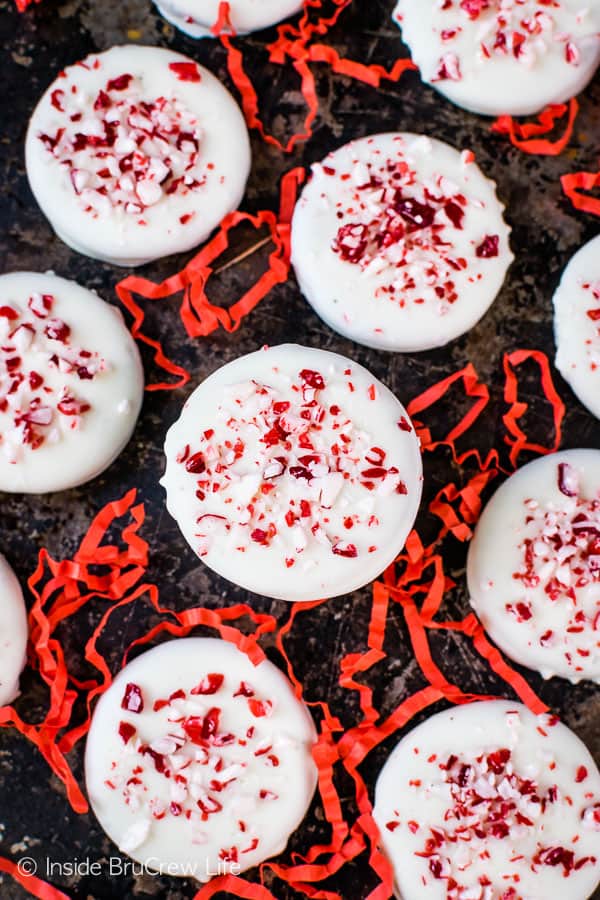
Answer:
(178, 369, 408, 565)
(38, 68, 206, 218)
(110, 674, 285, 863)
(396, 745, 597, 896)
(509, 463, 600, 673)
(0, 293, 103, 460)
(325, 145, 497, 314)
(434, 1, 586, 77)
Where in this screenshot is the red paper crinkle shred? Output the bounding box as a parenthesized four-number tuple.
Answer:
(115, 167, 304, 390)
(0, 353, 565, 898)
(214, 1, 416, 152)
(0, 857, 71, 899)
(503, 349, 565, 468)
(561, 167, 600, 216)
(491, 98, 579, 155)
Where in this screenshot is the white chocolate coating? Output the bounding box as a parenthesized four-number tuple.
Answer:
(26, 46, 251, 267)
(85, 638, 317, 881)
(155, 0, 304, 37)
(162, 344, 422, 601)
(0, 272, 143, 494)
(467, 449, 600, 684)
(554, 236, 600, 421)
(0, 555, 27, 707)
(291, 133, 513, 353)
(374, 700, 600, 900)
(393, 0, 600, 117)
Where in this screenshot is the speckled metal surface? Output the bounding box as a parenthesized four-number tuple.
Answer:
(1, 1, 599, 898)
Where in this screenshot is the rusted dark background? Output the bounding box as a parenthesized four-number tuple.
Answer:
(1, 0, 599, 897)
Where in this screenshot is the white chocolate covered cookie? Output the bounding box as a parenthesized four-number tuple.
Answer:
(155, 0, 304, 37)
(0, 555, 27, 707)
(393, 0, 600, 116)
(374, 700, 600, 900)
(162, 344, 423, 601)
(26, 45, 251, 266)
(554, 235, 600, 421)
(0, 272, 143, 493)
(467, 449, 600, 683)
(291, 133, 513, 352)
(85, 638, 317, 880)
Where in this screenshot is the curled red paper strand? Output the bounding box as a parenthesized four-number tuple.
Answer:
(0, 857, 71, 900)
(115, 167, 304, 390)
(491, 99, 579, 155)
(503, 349, 565, 468)
(561, 167, 600, 217)
(215, 1, 415, 152)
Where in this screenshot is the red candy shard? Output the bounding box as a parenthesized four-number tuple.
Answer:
(248, 698, 272, 718)
(476, 234, 500, 258)
(191, 673, 224, 695)
(558, 462, 579, 498)
(118, 721, 136, 744)
(299, 368, 325, 390)
(395, 196, 436, 232)
(234, 681, 255, 698)
(202, 706, 221, 739)
(44, 319, 71, 343)
(169, 61, 202, 83)
(121, 682, 144, 713)
(332, 541, 358, 558)
(106, 73, 133, 91)
(185, 452, 206, 474)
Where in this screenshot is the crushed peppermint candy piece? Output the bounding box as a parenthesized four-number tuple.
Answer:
(26, 44, 250, 266)
(161, 344, 422, 601)
(468, 449, 600, 683)
(393, 0, 600, 116)
(85, 637, 317, 881)
(554, 235, 600, 422)
(374, 701, 600, 899)
(0, 272, 143, 493)
(291, 133, 513, 352)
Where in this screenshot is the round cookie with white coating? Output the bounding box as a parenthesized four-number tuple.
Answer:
(155, 0, 304, 38)
(162, 344, 423, 601)
(26, 45, 251, 267)
(467, 449, 600, 683)
(374, 700, 600, 900)
(0, 272, 144, 493)
(85, 637, 318, 880)
(291, 133, 513, 353)
(554, 236, 600, 421)
(0, 555, 27, 707)
(393, 1, 600, 117)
